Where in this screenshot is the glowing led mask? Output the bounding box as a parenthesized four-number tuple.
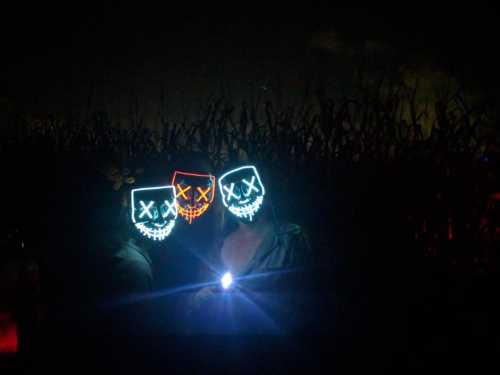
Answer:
(131, 186, 178, 241)
(218, 165, 265, 222)
(171, 171, 216, 224)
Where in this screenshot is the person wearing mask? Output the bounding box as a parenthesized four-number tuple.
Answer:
(186, 162, 315, 334)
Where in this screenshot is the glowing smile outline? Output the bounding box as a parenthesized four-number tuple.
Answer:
(135, 220, 176, 241)
(177, 202, 210, 224)
(228, 195, 264, 222)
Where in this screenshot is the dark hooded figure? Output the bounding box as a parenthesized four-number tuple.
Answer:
(142, 152, 222, 333)
(92, 159, 182, 337)
(158, 151, 221, 289)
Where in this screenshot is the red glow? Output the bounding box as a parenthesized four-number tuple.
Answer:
(491, 192, 500, 200)
(0, 313, 18, 354)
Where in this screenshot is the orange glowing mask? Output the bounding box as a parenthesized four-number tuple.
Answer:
(171, 171, 216, 224)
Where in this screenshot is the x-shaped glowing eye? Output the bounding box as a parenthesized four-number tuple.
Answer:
(196, 186, 211, 202)
(176, 184, 191, 200)
(242, 176, 259, 196)
(139, 201, 154, 219)
(163, 200, 177, 218)
(224, 183, 240, 201)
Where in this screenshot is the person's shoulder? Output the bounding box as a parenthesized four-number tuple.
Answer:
(116, 254, 152, 274)
(276, 222, 308, 239)
(107, 239, 153, 294)
(113, 238, 148, 258)
(112, 239, 152, 274)
(274, 221, 313, 263)
(284, 222, 304, 233)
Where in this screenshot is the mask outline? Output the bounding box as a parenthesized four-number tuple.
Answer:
(218, 165, 266, 222)
(131, 185, 178, 241)
(171, 171, 216, 224)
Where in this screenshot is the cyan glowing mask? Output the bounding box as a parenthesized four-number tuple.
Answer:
(131, 186, 178, 241)
(218, 165, 266, 222)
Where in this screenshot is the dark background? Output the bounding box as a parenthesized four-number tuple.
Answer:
(2, 5, 500, 112)
(1, 4, 500, 373)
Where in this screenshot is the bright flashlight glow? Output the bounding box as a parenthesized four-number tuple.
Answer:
(221, 272, 233, 290)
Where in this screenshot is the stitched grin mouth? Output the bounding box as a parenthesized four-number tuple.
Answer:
(177, 203, 210, 224)
(135, 220, 176, 241)
(228, 195, 263, 222)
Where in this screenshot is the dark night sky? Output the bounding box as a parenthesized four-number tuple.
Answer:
(2, 5, 499, 117)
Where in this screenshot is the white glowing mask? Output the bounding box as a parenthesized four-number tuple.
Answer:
(131, 186, 178, 241)
(218, 165, 266, 222)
